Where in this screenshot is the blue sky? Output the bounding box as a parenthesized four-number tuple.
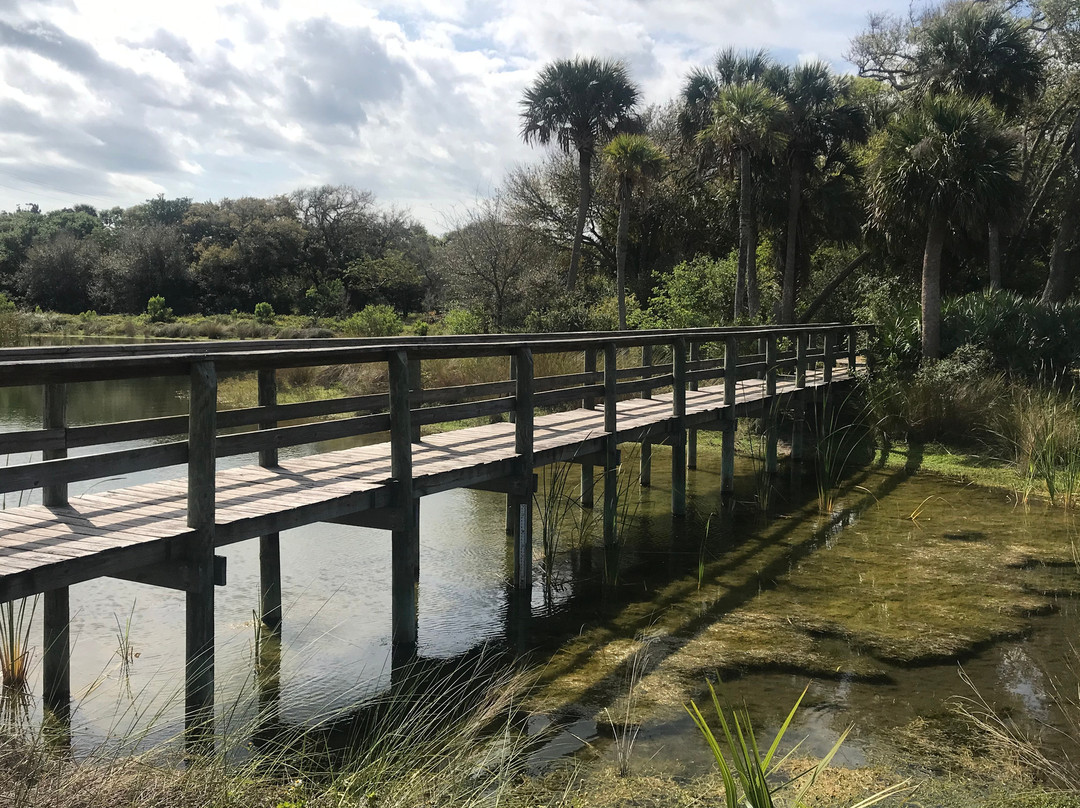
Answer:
(0, 0, 921, 230)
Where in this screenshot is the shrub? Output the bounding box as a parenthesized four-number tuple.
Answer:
(254, 301, 275, 324)
(0, 292, 16, 313)
(440, 308, 483, 335)
(341, 304, 403, 338)
(145, 295, 174, 323)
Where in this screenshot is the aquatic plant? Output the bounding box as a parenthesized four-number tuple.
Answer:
(687, 682, 908, 807)
(604, 633, 655, 777)
(0, 597, 36, 696)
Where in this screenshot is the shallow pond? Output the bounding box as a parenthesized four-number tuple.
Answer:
(0, 367, 1077, 781)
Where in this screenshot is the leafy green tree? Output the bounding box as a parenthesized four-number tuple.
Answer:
(520, 57, 640, 291)
(19, 230, 98, 312)
(602, 134, 667, 329)
(867, 93, 1020, 359)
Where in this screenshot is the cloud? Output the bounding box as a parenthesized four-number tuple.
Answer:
(0, 0, 914, 227)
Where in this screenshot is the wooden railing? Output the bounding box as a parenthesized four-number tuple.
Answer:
(0, 324, 873, 505)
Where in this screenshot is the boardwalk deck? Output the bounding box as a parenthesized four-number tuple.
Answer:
(0, 369, 845, 602)
(0, 325, 868, 742)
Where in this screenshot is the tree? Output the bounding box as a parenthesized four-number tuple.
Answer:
(768, 62, 868, 322)
(602, 134, 667, 329)
(435, 196, 545, 331)
(520, 57, 640, 292)
(867, 94, 1020, 359)
(699, 82, 787, 319)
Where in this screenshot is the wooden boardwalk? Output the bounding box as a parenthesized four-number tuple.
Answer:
(0, 325, 867, 743)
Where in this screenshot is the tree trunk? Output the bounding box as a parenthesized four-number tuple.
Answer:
(987, 221, 1001, 290)
(799, 249, 871, 323)
(1040, 182, 1080, 305)
(616, 179, 631, 330)
(781, 161, 802, 323)
(735, 148, 751, 320)
(567, 150, 594, 292)
(747, 190, 760, 318)
(922, 215, 947, 361)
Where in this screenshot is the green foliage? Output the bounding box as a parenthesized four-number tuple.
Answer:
(638, 254, 737, 328)
(302, 280, 347, 319)
(440, 308, 483, 335)
(254, 301, 275, 323)
(0, 292, 14, 312)
(145, 295, 174, 323)
(341, 304, 403, 337)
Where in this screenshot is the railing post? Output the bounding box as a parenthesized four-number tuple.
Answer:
(823, 331, 835, 384)
(506, 357, 516, 534)
(581, 347, 597, 509)
(186, 361, 217, 751)
(792, 331, 808, 466)
(671, 338, 687, 517)
(603, 342, 619, 581)
(512, 347, 534, 591)
(257, 369, 282, 636)
(41, 383, 70, 728)
(687, 342, 698, 470)
(409, 357, 423, 443)
(640, 343, 653, 487)
(388, 350, 419, 664)
(765, 335, 778, 475)
(721, 336, 737, 495)
(847, 327, 858, 375)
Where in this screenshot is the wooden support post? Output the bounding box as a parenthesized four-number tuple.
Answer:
(602, 343, 620, 583)
(186, 361, 217, 751)
(640, 343, 652, 487)
(792, 332, 808, 466)
(41, 383, 70, 724)
(847, 327, 858, 375)
(721, 336, 737, 495)
(506, 356, 516, 534)
(765, 335, 778, 475)
(389, 350, 419, 661)
(409, 357, 422, 443)
(687, 342, 698, 470)
(581, 347, 597, 508)
(671, 338, 687, 517)
(257, 370, 282, 635)
(823, 332, 835, 384)
(512, 347, 534, 591)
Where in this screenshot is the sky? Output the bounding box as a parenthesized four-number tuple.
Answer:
(0, 0, 917, 231)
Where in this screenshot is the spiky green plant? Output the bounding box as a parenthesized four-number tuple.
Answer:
(687, 682, 908, 807)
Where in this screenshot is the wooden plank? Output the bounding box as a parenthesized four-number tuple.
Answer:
(0, 442, 188, 496)
(215, 413, 391, 458)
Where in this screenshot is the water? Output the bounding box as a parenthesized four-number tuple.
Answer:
(1, 365, 1078, 778)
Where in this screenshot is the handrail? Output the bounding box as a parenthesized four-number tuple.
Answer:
(0, 324, 875, 498)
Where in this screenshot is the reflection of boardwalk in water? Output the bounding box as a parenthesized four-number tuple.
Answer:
(0, 325, 869, 745)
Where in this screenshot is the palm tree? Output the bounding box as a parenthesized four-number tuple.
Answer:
(520, 58, 640, 292)
(700, 82, 787, 319)
(602, 134, 668, 329)
(867, 93, 1020, 359)
(915, 2, 1044, 289)
(768, 62, 868, 322)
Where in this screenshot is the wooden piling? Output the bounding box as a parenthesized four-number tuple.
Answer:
(186, 361, 217, 749)
(512, 347, 534, 591)
(388, 351, 419, 659)
(581, 348, 597, 508)
(640, 344, 652, 487)
(257, 369, 282, 635)
(687, 342, 698, 470)
(671, 338, 687, 517)
(41, 383, 70, 722)
(602, 343, 619, 574)
(765, 335, 778, 475)
(792, 332, 808, 465)
(721, 336, 737, 495)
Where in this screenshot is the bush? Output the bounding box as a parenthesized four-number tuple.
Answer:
(254, 301, 275, 324)
(0, 292, 16, 313)
(341, 304, 403, 337)
(145, 295, 174, 323)
(440, 309, 483, 335)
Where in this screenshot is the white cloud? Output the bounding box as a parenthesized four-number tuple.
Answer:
(0, 0, 913, 229)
